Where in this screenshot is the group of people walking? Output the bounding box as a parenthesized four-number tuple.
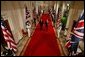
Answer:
(39, 19, 48, 30)
(25, 9, 56, 37)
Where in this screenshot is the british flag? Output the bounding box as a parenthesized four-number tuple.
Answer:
(65, 10, 84, 48)
(72, 10, 84, 39)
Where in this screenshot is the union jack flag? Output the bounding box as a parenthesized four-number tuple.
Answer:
(65, 10, 84, 49)
(1, 18, 17, 52)
(72, 10, 84, 39)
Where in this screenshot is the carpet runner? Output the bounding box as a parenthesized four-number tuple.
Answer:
(23, 13, 61, 56)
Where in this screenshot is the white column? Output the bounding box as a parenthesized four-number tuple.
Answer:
(56, 1, 60, 15)
(61, 1, 66, 18)
(54, 2, 56, 11)
(66, 9, 73, 29)
(36, 2, 38, 15)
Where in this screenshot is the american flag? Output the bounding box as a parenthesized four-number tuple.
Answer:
(33, 7, 36, 19)
(1, 19, 17, 52)
(25, 5, 30, 19)
(65, 41, 71, 48)
(56, 8, 61, 28)
(72, 10, 84, 39)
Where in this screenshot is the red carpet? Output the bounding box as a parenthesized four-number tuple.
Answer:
(23, 13, 61, 56)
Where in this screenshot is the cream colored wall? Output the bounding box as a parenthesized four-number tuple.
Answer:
(1, 1, 33, 43)
(66, 1, 84, 32)
(1, 1, 84, 43)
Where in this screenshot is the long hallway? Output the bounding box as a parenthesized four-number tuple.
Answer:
(22, 13, 61, 56)
(1, 1, 84, 56)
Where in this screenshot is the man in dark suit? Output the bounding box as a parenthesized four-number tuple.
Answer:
(39, 19, 43, 30)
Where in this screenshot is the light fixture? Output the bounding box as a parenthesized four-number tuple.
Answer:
(67, 3, 69, 6)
